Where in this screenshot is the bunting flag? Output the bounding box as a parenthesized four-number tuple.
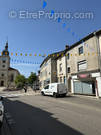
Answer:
(10, 58, 41, 65)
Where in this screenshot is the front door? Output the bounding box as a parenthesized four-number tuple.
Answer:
(1, 81, 4, 86)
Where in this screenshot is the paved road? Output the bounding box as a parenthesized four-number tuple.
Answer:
(2, 94, 101, 135)
(0, 118, 11, 135)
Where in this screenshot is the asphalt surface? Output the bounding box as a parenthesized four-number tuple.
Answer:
(2, 94, 101, 135)
(0, 118, 11, 135)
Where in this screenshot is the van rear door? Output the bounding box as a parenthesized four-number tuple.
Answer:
(58, 84, 67, 94)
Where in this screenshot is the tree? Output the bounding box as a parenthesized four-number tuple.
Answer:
(28, 72, 37, 86)
(15, 75, 26, 89)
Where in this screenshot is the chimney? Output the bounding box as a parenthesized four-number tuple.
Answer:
(65, 45, 69, 50)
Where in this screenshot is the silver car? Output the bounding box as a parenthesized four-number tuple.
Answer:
(0, 97, 4, 127)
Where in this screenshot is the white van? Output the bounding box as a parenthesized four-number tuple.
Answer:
(41, 83, 67, 97)
(0, 97, 4, 128)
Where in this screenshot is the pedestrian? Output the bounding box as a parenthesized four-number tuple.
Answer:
(24, 85, 27, 93)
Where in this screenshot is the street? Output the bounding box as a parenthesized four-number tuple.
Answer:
(1, 93, 101, 135)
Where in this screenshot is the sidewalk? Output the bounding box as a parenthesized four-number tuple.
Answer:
(0, 87, 40, 98)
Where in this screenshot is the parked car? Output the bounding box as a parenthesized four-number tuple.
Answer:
(41, 83, 68, 97)
(0, 97, 4, 128)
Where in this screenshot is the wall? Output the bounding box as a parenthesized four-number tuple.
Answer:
(40, 58, 51, 88)
(57, 56, 66, 83)
(66, 36, 99, 75)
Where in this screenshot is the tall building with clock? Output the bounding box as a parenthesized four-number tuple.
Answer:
(0, 42, 20, 88)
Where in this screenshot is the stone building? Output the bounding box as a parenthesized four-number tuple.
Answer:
(65, 30, 101, 97)
(0, 42, 20, 88)
(56, 29, 101, 97)
(40, 51, 65, 89)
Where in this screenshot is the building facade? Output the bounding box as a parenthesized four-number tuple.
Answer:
(40, 29, 101, 97)
(65, 30, 101, 97)
(40, 51, 65, 89)
(0, 42, 20, 88)
(40, 56, 57, 89)
(57, 55, 67, 84)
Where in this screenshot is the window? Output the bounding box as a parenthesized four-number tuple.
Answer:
(78, 60, 87, 71)
(2, 65, 5, 68)
(78, 46, 83, 55)
(64, 76, 66, 84)
(67, 53, 70, 59)
(44, 85, 49, 89)
(59, 58, 61, 61)
(67, 67, 70, 73)
(1, 73, 4, 77)
(2, 60, 6, 63)
(60, 77, 62, 83)
(10, 74, 14, 82)
(1, 81, 4, 86)
(59, 63, 62, 72)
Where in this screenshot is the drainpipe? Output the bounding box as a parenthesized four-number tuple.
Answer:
(94, 32, 101, 97)
(65, 54, 68, 89)
(94, 32, 101, 76)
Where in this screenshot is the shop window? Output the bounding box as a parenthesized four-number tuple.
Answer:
(78, 46, 83, 55)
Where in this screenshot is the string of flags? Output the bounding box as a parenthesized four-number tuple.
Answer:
(1, 52, 98, 57)
(0, 52, 99, 57)
(10, 58, 41, 65)
(0, 52, 47, 57)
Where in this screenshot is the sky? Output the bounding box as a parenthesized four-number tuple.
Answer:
(0, 0, 101, 77)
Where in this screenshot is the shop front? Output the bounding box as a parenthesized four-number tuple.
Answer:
(71, 72, 101, 97)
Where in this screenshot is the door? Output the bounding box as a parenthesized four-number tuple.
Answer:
(82, 81, 93, 94)
(74, 81, 94, 95)
(1, 81, 4, 87)
(44, 85, 50, 95)
(74, 81, 83, 94)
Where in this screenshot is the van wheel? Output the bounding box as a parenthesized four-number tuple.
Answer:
(63, 94, 66, 97)
(0, 122, 3, 128)
(41, 92, 45, 96)
(53, 93, 57, 98)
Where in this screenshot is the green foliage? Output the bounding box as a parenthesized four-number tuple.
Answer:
(28, 72, 37, 86)
(15, 75, 26, 89)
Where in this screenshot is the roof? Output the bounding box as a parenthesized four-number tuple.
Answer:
(56, 29, 101, 57)
(66, 29, 101, 52)
(8, 67, 20, 73)
(40, 29, 101, 67)
(40, 50, 65, 67)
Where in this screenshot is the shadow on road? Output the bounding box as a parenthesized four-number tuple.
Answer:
(3, 98, 83, 135)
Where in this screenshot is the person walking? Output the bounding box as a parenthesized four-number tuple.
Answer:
(24, 85, 27, 93)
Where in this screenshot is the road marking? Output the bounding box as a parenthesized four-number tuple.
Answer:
(1, 92, 39, 98)
(5, 112, 16, 125)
